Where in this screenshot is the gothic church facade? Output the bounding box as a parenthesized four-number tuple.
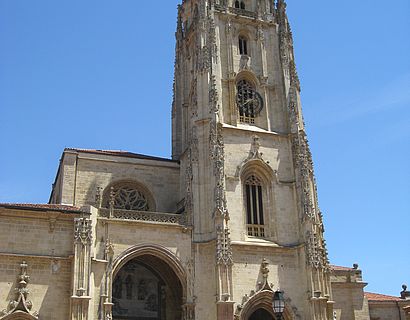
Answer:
(0, 1, 409, 320)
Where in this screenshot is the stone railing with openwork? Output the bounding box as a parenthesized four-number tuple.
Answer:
(228, 7, 258, 19)
(99, 208, 186, 226)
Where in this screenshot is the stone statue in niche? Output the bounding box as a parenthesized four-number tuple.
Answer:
(138, 279, 148, 300)
(113, 276, 123, 299)
(125, 275, 133, 300)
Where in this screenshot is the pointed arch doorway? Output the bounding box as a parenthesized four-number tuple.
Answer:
(112, 246, 185, 320)
(248, 308, 274, 320)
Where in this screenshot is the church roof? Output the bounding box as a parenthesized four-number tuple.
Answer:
(65, 148, 178, 163)
(0, 203, 83, 214)
(365, 292, 403, 302)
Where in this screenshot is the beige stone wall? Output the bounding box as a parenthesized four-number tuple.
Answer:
(0, 211, 74, 257)
(368, 303, 407, 320)
(332, 285, 370, 320)
(0, 209, 76, 320)
(0, 255, 72, 320)
(231, 244, 309, 317)
(54, 151, 181, 213)
(223, 128, 298, 245)
(331, 268, 371, 320)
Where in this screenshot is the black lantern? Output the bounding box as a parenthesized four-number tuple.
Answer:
(272, 290, 285, 319)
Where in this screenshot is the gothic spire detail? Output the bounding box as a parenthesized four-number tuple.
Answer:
(0, 262, 39, 319)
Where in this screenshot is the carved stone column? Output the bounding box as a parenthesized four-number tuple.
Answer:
(183, 302, 196, 320)
(101, 238, 114, 320)
(71, 217, 93, 320)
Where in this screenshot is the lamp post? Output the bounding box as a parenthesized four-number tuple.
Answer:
(272, 290, 285, 320)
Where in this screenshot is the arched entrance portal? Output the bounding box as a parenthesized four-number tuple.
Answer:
(249, 308, 274, 320)
(112, 254, 183, 320)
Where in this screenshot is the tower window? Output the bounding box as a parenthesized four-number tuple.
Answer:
(236, 80, 264, 124)
(234, 1, 245, 9)
(245, 175, 265, 237)
(239, 36, 248, 56)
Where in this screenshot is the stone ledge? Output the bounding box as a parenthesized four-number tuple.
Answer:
(0, 252, 72, 260)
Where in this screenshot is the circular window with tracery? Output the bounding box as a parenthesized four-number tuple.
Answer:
(103, 182, 153, 211)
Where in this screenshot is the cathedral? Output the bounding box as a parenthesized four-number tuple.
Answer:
(0, 1, 408, 320)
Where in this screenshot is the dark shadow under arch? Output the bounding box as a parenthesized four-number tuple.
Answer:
(249, 308, 274, 320)
(112, 245, 187, 320)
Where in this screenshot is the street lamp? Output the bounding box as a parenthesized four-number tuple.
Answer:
(272, 290, 285, 320)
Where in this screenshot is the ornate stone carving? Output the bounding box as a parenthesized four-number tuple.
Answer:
(249, 135, 262, 160)
(256, 25, 265, 42)
(259, 258, 272, 291)
(289, 60, 300, 92)
(225, 18, 233, 34)
(190, 78, 198, 118)
(106, 184, 150, 212)
(95, 186, 102, 208)
(209, 75, 219, 113)
(216, 225, 233, 266)
(306, 231, 329, 269)
(74, 218, 92, 245)
(101, 238, 114, 320)
(185, 258, 195, 302)
(210, 121, 227, 217)
(185, 151, 194, 225)
(0, 261, 39, 319)
(191, 126, 199, 163)
(235, 135, 274, 178)
(99, 208, 186, 225)
(207, 16, 218, 63)
(197, 45, 210, 73)
(183, 303, 196, 320)
(291, 132, 316, 221)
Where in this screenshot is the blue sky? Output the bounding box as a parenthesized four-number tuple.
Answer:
(0, 1, 409, 297)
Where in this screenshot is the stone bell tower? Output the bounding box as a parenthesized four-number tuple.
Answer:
(172, 0, 334, 319)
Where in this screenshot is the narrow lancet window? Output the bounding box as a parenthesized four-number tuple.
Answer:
(245, 175, 265, 237)
(239, 36, 248, 56)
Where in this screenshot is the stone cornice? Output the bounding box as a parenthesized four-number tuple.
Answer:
(74, 154, 180, 169)
(222, 123, 289, 138)
(231, 240, 303, 251)
(0, 252, 72, 261)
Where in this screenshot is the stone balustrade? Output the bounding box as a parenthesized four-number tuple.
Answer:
(99, 208, 186, 225)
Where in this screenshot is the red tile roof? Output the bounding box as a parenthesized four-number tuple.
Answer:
(65, 148, 178, 163)
(0, 203, 82, 214)
(365, 292, 402, 302)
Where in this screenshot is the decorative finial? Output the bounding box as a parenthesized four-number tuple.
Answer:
(0, 262, 39, 319)
(401, 284, 410, 300)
